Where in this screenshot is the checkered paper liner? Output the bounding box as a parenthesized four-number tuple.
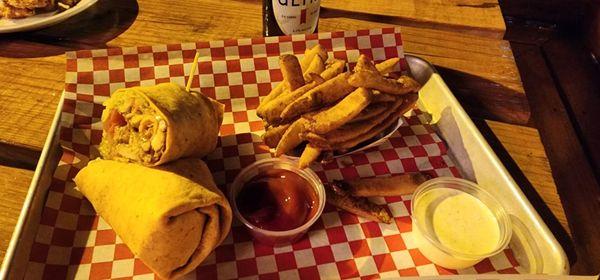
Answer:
(24, 27, 523, 279)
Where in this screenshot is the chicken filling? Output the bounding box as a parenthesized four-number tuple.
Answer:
(100, 94, 167, 164)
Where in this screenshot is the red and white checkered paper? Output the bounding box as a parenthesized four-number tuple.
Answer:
(25, 27, 522, 279)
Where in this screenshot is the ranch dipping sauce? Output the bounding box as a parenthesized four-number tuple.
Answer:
(411, 177, 511, 269)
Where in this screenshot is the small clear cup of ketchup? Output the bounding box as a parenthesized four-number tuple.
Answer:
(230, 158, 325, 245)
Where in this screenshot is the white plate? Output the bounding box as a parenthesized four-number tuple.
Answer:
(0, 0, 98, 34)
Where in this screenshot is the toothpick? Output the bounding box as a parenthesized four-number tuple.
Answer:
(185, 51, 200, 92)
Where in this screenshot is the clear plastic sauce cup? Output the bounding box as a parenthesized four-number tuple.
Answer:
(229, 158, 325, 246)
(411, 177, 512, 269)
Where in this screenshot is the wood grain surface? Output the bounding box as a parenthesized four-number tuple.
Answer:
(320, 0, 506, 38)
(484, 120, 568, 232)
(0, 166, 33, 262)
(0, 0, 575, 273)
(513, 42, 600, 273)
(0, 0, 527, 155)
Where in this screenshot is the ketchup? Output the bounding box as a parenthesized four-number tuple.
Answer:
(236, 169, 318, 231)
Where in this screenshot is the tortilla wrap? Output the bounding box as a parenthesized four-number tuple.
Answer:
(99, 83, 224, 166)
(74, 158, 232, 279)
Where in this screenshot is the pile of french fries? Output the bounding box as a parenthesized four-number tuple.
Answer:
(257, 45, 421, 168)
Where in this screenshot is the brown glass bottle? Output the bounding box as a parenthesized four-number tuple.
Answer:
(263, 0, 321, 37)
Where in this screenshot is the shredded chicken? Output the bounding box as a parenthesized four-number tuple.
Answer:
(100, 93, 168, 165)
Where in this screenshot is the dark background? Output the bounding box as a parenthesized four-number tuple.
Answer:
(500, 0, 600, 274)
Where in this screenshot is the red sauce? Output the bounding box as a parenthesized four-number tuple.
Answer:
(236, 169, 318, 231)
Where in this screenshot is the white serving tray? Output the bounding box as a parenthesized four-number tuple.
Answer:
(406, 55, 567, 274)
(0, 56, 571, 278)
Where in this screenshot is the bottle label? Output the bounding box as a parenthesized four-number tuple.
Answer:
(272, 0, 320, 35)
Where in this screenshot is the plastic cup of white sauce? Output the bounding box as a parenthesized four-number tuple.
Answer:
(411, 177, 512, 269)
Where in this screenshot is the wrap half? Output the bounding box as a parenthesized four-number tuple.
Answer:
(99, 83, 224, 166)
(74, 158, 232, 279)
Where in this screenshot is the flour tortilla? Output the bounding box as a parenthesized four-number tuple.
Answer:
(100, 83, 224, 166)
(74, 158, 232, 279)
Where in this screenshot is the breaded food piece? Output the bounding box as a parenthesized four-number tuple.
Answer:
(274, 118, 308, 157)
(300, 44, 328, 73)
(280, 54, 305, 91)
(348, 70, 419, 95)
(340, 173, 430, 197)
(258, 45, 327, 116)
(303, 55, 325, 82)
(298, 144, 321, 169)
(306, 87, 372, 134)
(320, 59, 346, 80)
(354, 54, 378, 73)
(375, 57, 400, 75)
(397, 75, 422, 91)
(257, 83, 287, 117)
(322, 98, 405, 145)
(336, 93, 418, 150)
(372, 91, 397, 103)
(349, 102, 389, 124)
(262, 124, 290, 148)
(280, 72, 354, 122)
(325, 182, 392, 224)
(260, 75, 324, 124)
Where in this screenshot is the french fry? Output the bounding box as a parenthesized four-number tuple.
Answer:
(300, 44, 327, 73)
(303, 55, 325, 82)
(349, 102, 389, 123)
(372, 91, 397, 103)
(397, 75, 421, 91)
(256, 83, 287, 116)
(302, 132, 332, 150)
(280, 72, 355, 122)
(337, 94, 417, 150)
(275, 118, 308, 157)
(323, 98, 405, 144)
(298, 144, 321, 169)
(262, 124, 290, 148)
(260, 77, 325, 124)
(353, 54, 378, 73)
(348, 70, 418, 95)
(325, 182, 392, 224)
(306, 87, 372, 134)
(320, 59, 346, 80)
(260, 45, 326, 115)
(341, 173, 430, 197)
(280, 54, 305, 91)
(375, 57, 400, 75)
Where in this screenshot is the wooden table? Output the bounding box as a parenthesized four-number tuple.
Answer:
(0, 0, 574, 273)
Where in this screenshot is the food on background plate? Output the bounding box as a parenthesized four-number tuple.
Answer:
(99, 83, 224, 166)
(257, 45, 421, 168)
(74, 158, 232, 279)
(0, 0, 80, 19)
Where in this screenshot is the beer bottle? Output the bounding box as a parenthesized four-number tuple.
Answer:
(263, 0, 321, 37)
